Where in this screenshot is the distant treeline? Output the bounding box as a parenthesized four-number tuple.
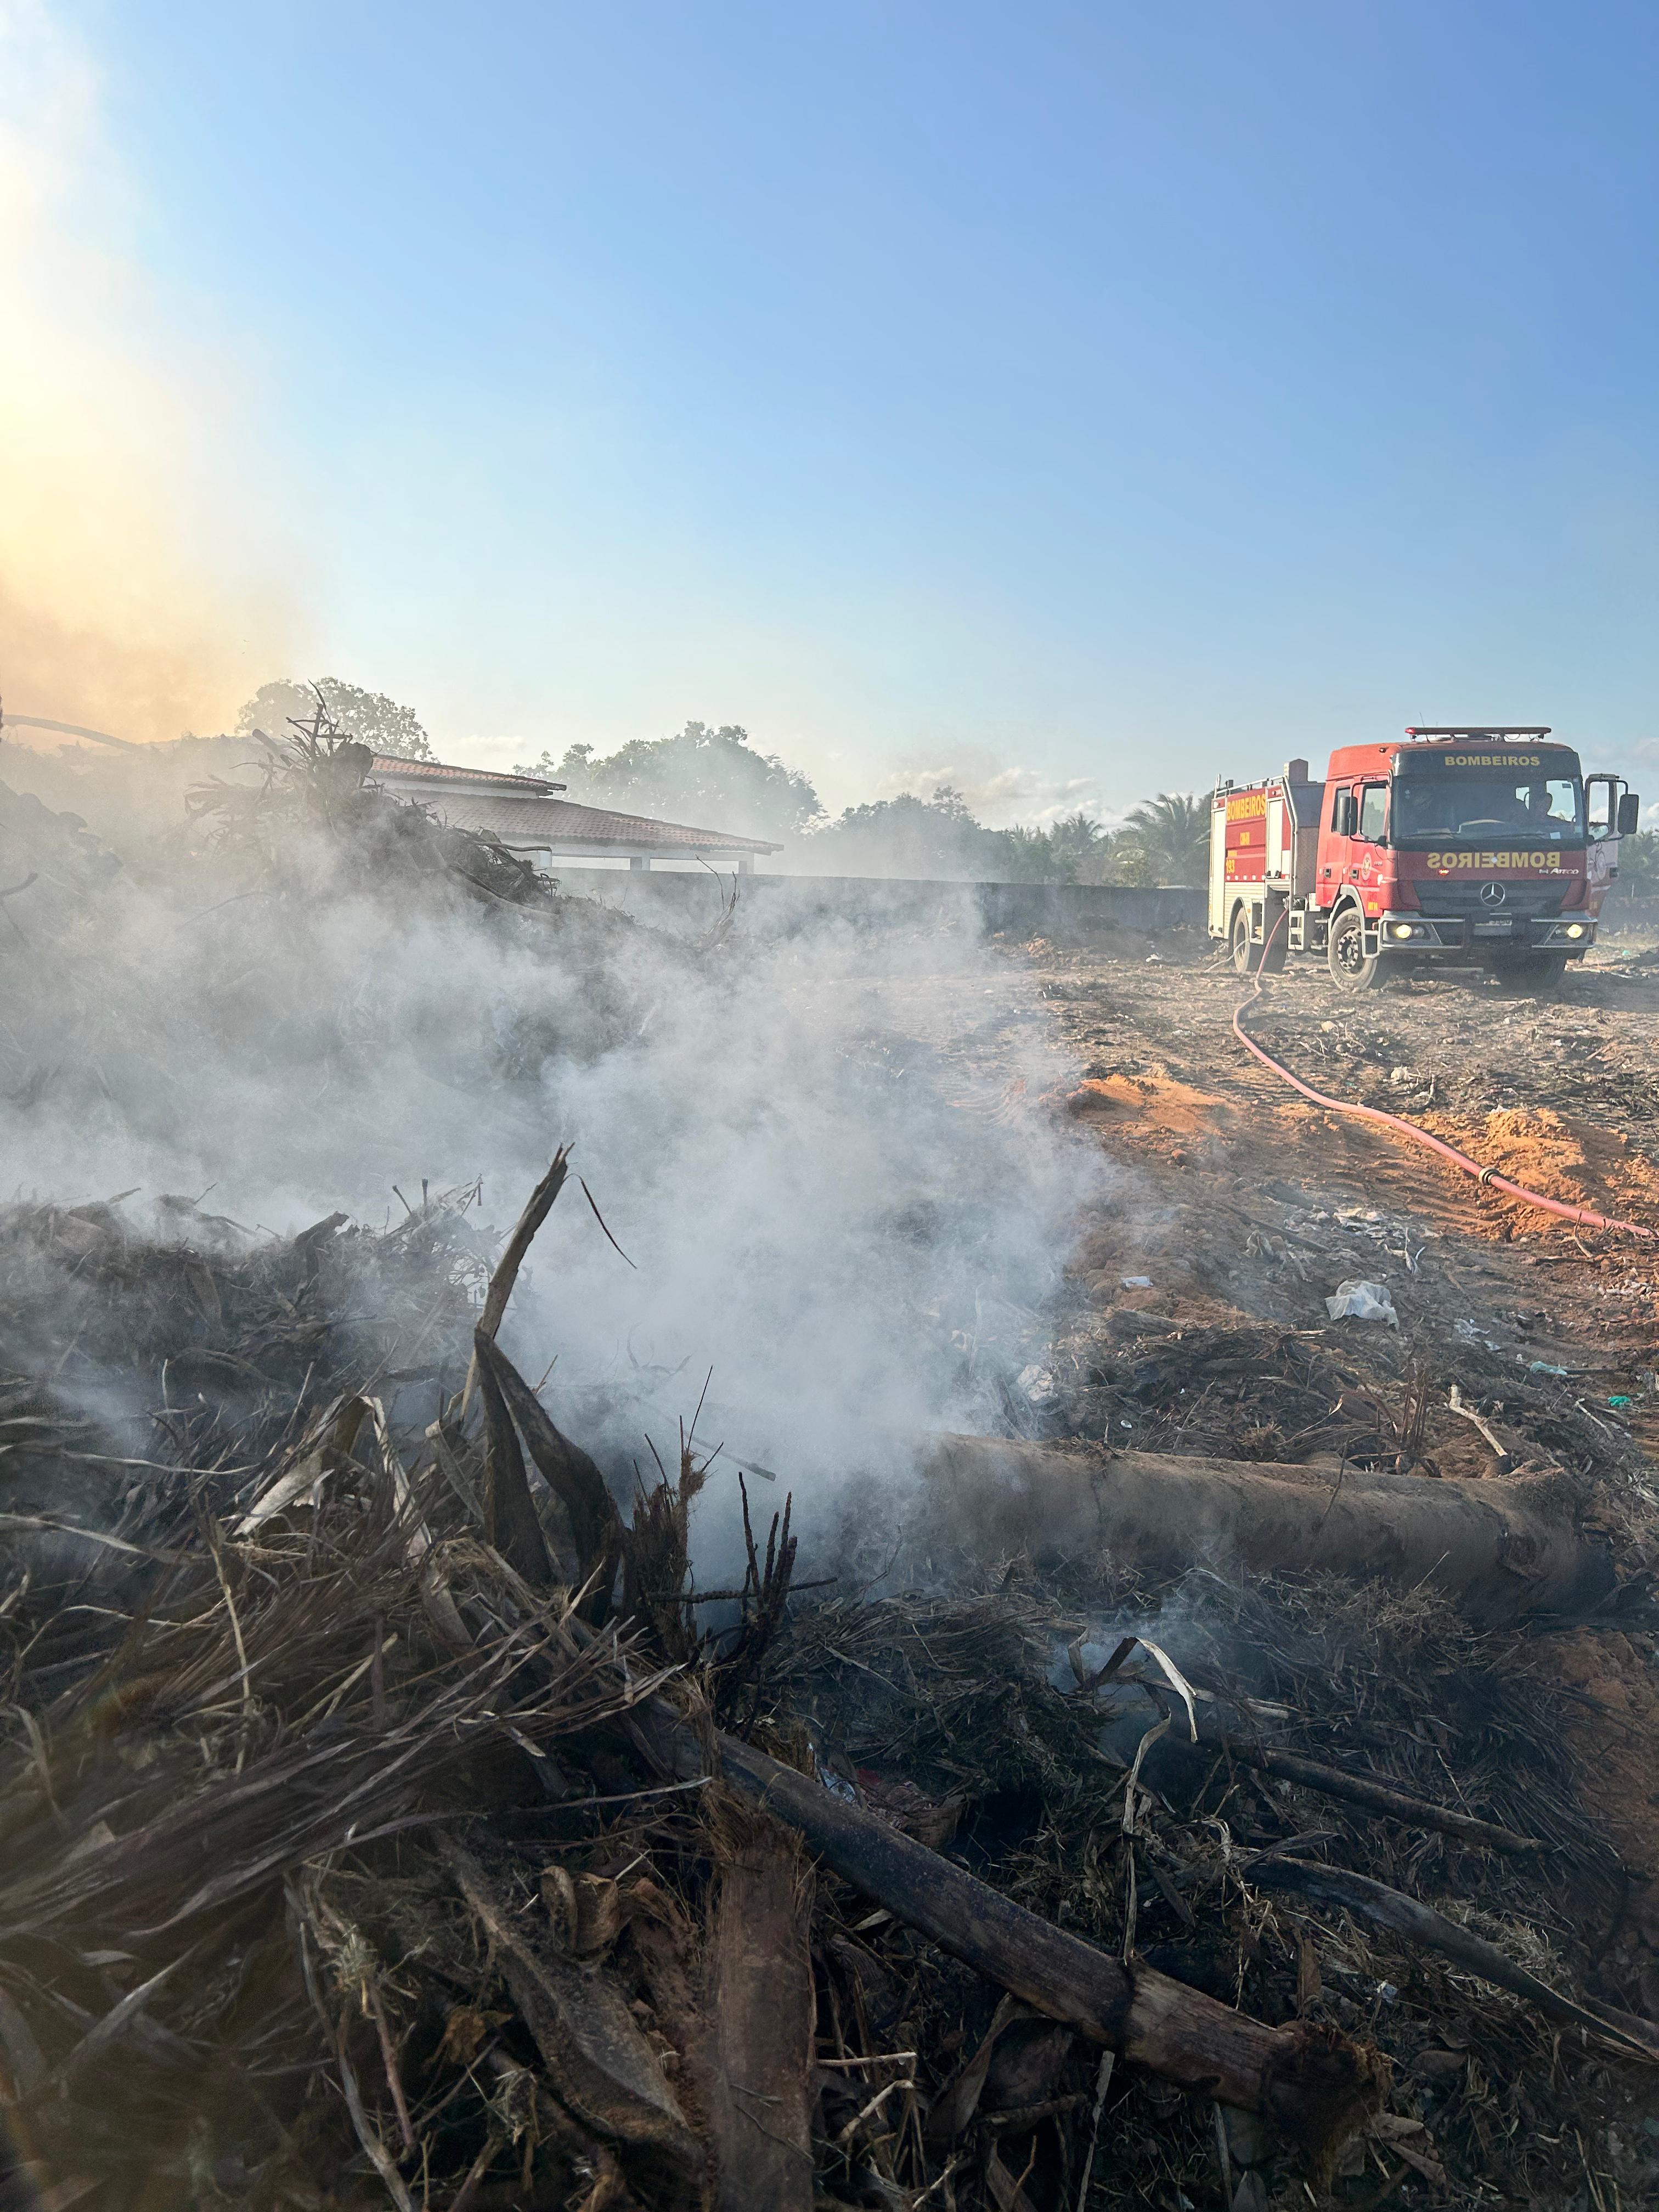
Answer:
(236, 685, 1209, 883)
(512, 721, 1210, 885)
(41, 682, 1205, 885)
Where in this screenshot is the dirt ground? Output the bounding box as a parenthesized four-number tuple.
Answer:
(857, 919, 1659, 1430)
(816, 928, 1653, 1689)
(1005, 930, 1659, 1874)
(1022, 927, 1659, 1437)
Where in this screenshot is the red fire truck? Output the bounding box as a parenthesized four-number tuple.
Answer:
(1210, 727, 1639, 992)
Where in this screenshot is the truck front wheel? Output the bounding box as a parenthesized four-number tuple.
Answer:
(1327, 906, 1391, 992)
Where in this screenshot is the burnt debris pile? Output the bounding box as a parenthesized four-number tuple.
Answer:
(5, 1154, 1659, 2212)
(180, 707, 558, 915)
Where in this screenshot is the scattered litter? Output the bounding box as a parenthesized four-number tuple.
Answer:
(1325, 1278, 1400, 1327)
(1017, 1363, 1057, 1404)
(1528, 1359, 1573, 1376)
(1457, 1318, 1502, 1350)
(1120, 1274, 1153, 1289)
(1330, 1205, 1401, 1249)
(1608, 1394, 1634, 1409)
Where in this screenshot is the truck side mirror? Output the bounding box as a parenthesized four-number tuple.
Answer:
(1335, 791, 1356, 836)
(1618, 792, 1641, 836)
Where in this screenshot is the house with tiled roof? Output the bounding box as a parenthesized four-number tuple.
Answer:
(368, 756, 781, 873)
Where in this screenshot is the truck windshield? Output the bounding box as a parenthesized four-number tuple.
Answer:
(1390, 770, 1584, 846)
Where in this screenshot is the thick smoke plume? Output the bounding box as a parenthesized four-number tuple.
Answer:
(1, 741, 1108, 1570)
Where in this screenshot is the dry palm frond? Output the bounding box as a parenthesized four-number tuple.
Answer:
(1, 1468, 669, 1954)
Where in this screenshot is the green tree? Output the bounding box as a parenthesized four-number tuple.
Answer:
(1613, 828, 1659, 897)
(1002, 810, 1110, 883)
(516, 721, 821, 840)
(1110, 792, 1209, 885)
(804, 791, 1113, 882)
(237, 680, 433, 761)
(806, 786, 1013, 878)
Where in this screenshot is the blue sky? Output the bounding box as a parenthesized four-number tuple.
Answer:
(32, 1, 1659, 815)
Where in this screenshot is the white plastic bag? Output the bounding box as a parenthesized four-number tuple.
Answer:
(1325, 1278, 1398, 1327)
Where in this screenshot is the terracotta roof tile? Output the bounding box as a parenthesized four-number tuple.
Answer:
(369, 755, 555, 791)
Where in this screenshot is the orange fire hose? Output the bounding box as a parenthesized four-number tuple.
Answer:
(1231, 911, 1657, 1242)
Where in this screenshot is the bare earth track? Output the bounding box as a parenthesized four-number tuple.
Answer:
(1028, 932, 1659, 1415)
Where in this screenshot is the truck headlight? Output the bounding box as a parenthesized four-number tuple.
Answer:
(1391, 924, 1417, 939)
(1565, 923, 1585, 938)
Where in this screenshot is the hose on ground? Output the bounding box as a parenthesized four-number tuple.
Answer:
(1230, 909, 1657, 1243)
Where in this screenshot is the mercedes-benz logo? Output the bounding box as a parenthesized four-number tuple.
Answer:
(1479, 881, 1507, 907)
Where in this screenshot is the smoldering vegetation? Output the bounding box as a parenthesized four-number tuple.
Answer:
(0, 729, 1099, 1513)
(2, 1160, 1655, 2212)
(5, 734, 1659, 2211)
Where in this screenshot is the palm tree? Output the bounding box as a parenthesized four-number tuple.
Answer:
(1113, 792, 1209, 885)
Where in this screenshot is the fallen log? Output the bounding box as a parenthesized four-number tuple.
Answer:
(1246, 1855, 1659, 2064)
(915, 1436, 1613, 1621)
(580, 1621, 1384, 2158)
(1219, 1742, 1547, 1856)
(702, 1798, 816, 2210)
(715, 1734, 1384, 2158)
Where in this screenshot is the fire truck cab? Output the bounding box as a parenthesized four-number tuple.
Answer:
(1210, 727, 1639, 993)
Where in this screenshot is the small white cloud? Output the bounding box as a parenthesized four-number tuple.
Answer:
(868, 744, 1118, 829)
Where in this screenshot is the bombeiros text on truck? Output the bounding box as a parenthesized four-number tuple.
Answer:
(1209, 726, 1640, 994)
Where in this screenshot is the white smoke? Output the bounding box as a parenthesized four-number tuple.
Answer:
(1, 774, 1112, 1571)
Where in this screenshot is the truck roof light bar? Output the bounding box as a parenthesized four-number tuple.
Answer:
(1403, 726, 1552, 739)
